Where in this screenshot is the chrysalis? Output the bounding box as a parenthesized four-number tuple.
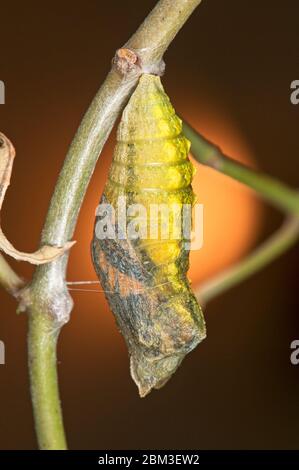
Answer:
(92, 74, 206, 397)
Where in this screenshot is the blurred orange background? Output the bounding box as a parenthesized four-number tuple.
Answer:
(0, 0, 299, 450)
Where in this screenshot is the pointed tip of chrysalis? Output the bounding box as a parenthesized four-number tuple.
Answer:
(130, 353, 184, 398)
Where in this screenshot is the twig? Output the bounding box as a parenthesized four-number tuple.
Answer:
(28, 312, 67, 450)
(182, 121, 299, 303)
(24, 0, 203, 450)
(183, 121, 299, 216)
(197, 216, 299, 304)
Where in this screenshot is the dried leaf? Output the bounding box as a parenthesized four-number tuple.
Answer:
(0, 132, 15, 210)
(0, 132, 75, 265)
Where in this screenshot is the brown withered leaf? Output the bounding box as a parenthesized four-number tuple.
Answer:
(0, 132, 75, 264)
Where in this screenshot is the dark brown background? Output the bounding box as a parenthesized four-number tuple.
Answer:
(0, 0, 299, 450)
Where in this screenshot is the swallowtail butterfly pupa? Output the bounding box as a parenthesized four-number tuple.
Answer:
(92, 74, 206, 397)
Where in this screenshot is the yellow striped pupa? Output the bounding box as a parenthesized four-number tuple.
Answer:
(92, 74, 206, 397)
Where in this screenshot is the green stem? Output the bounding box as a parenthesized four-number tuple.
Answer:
(28, 312, 67, 450)
(183, 121, 299, 216)
(197, 216, 299, 304)
(182, 120, 299, 302)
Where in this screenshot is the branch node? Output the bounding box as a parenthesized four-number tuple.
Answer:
(112, 47, 166, 78)
(113, 48, 141, 76)
(18, 275, 73, 327)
